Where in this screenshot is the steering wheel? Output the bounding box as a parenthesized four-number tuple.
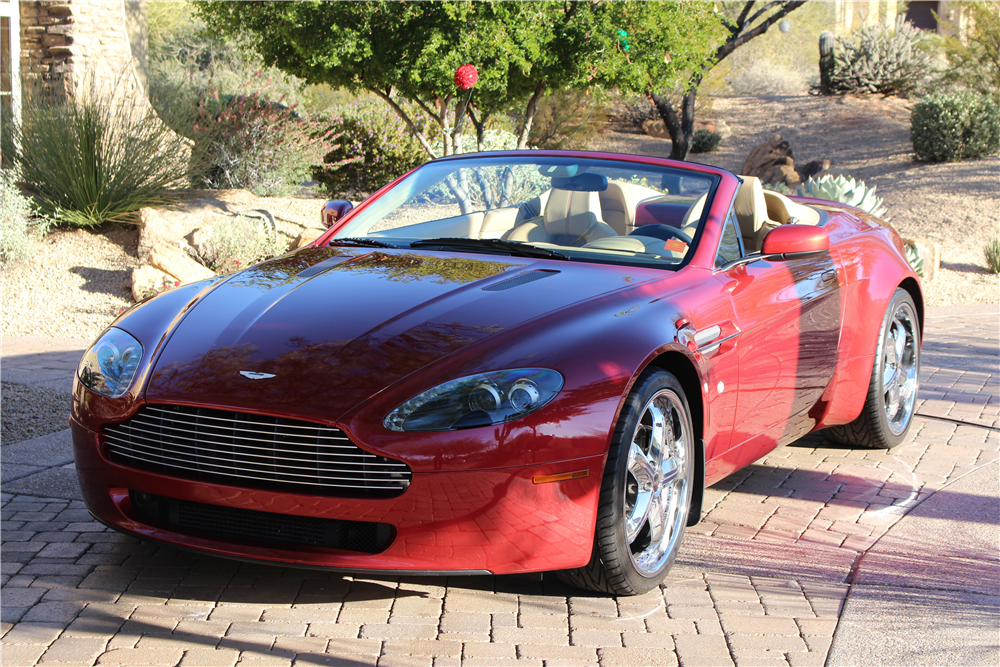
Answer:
(630, 224, 693, 245)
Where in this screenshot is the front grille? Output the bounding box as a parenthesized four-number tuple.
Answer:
(130, 491, 393, 553)
(105, 405, 411, 498)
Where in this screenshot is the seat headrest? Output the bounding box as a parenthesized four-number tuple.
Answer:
(734, 176, 768, 236)
(544, 189, 601, 223)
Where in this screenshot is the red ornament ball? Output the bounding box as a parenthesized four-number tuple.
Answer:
(454, 64, 479, 90)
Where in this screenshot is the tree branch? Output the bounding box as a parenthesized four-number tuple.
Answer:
(746, 1, 783, 29)
(371, 89, 439, 158)
(735, 2, 756, 33)
(717, 1, 806, 63)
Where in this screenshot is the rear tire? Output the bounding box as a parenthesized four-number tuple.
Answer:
(559, 369, 694, 595)
(826, 288, 920, 449)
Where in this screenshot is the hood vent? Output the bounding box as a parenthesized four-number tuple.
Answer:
(483, 270, 559, 292)
(297, 255, 354, 279)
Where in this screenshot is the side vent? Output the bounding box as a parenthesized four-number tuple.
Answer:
(483, 270, 559, 292)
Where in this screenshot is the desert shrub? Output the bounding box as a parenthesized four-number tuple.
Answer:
(936, 1, 1000, 104)
(315, 101, 426, 196)
(14, 88, 191, 228)
(191, 92, 338, 196)
(0, 171, 49, 265)
(690, 129, 722, 154)
(723, 61, 811, 95)
(911, 92, 1000, 162)
(828, 18, 933, 96)
(985, 237, 1000, 274)
(761, 181, 792, 194)
(608, 93, 659, 128)
(197, 216, 288, 274)
(529, 89, 608, 150)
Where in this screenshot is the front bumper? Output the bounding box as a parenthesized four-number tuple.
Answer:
(72, 420, 605, 574)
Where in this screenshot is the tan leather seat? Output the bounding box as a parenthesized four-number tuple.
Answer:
(503, 189, 616, 246)
(599, 182, 634, 236)
(733, 176, 773, 252)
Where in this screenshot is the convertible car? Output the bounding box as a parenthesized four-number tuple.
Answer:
(72, 151, 921, 595)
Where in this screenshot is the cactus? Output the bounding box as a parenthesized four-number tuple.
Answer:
(819, 31, 835, 95)
(795, 174, 889, 220)
(829, 17, 931, 96)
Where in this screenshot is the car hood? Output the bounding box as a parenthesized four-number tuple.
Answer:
(145, 247, 655, 424)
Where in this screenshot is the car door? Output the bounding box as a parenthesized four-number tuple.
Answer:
(716, 229, 842, 458)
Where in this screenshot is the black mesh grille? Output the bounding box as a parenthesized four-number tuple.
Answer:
(105, 405, 411, 498)
(483, 270, 558, 291)
(130, 491, 393, 553)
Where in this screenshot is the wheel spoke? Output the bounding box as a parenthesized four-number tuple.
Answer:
(645, 491, 665, 547)
(661, 455, 679, 487)
(627, 439, 656, 487)
(885, 382, 900, 420)
(625, 439, 655, 542)
(892, 322, 906, 362)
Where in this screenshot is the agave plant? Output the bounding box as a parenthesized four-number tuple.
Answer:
(796, 174, 889, 220)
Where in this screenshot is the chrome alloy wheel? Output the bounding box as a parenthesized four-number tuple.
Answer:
(881, 302, 919, 436)
(623, 389, 691, 576)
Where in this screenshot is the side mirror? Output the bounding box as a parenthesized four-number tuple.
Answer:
(322, 200, 354, 228)
(761, 224, 830, 258)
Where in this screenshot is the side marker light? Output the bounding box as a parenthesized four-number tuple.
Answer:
(532, 470, 590, 485)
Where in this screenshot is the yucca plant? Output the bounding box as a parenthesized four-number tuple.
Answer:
(985, 237, 1000, 274)
(14, 88, 192, 228)
(796, 174, 889, 220)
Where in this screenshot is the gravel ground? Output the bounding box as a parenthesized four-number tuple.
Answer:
(0, 381, 71, 443)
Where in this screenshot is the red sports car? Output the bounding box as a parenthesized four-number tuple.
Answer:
(72, 151, 921, 595)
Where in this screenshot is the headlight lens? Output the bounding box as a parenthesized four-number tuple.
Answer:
(384, 368, 564, 432)
(78, 328, 144, 398)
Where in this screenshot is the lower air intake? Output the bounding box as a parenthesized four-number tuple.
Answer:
(130, 491, 394, 554)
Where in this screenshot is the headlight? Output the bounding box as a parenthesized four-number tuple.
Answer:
(78, 328, 144, 398)
(384, 369, 564, 432)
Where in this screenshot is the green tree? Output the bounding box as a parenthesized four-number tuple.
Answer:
(193, 1, 723, 158)
(612, 1, 805, 160)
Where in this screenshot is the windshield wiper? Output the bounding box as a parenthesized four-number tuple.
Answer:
(410, 238, 568, 260)
(328, 237, 398, 248)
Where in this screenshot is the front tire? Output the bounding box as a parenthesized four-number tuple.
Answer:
(559, 369, 694, 595)
(827, 288, 920, 449)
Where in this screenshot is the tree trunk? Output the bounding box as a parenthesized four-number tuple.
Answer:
(681, 86, 697, 159)
(517, 82, 546, 150)
(649, 92, 688, 161)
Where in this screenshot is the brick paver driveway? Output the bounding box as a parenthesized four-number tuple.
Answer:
(2, 305, 997, 667)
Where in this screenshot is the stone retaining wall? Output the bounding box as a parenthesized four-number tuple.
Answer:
(19, 0, 149, 110)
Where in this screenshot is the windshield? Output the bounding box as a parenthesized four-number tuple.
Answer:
(331, 154, 720, 269)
